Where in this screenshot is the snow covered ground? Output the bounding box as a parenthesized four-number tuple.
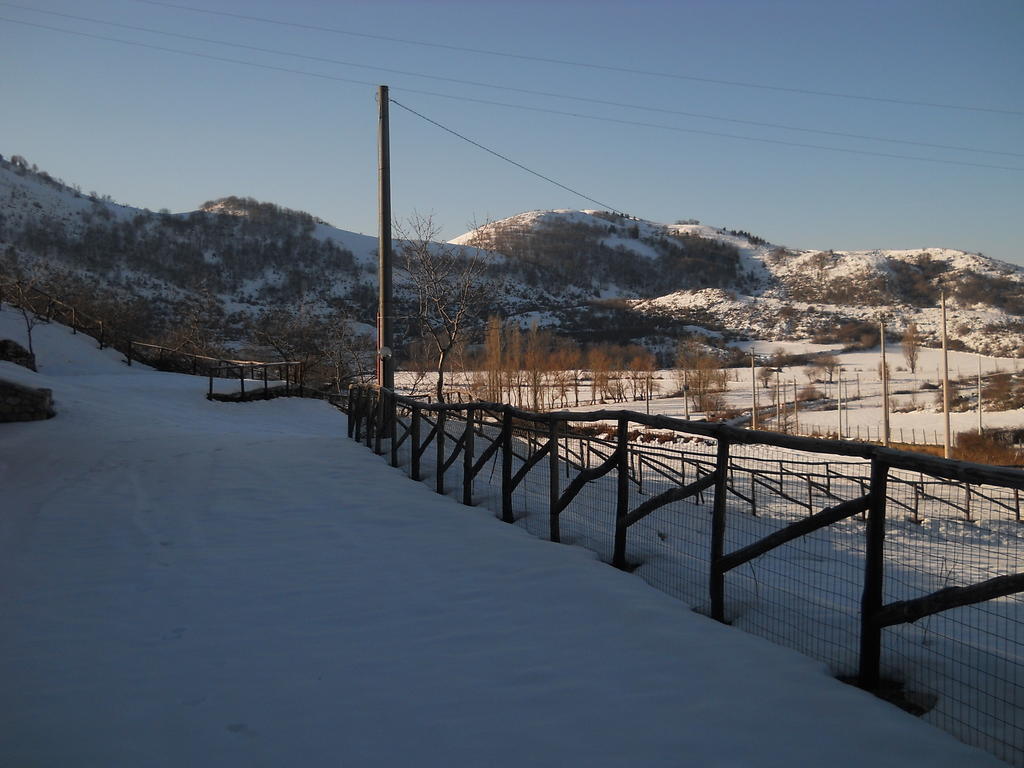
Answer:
(0, 309, 1007, 767)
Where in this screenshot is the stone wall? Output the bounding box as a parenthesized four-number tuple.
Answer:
(0, 379, 55, 422)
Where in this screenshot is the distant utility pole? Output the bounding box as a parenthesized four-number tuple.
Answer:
(880, 322, 890, 447)
(977, 355, 983, 434)
(792, 379, 799, 435)
(837, 366, 843, 439)
(377, 85, 395, 391)
(941, 291, 951, 458)
(750, 351, 758, 430)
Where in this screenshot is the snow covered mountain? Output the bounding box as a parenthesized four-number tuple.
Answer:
(459, 209, 1024, 356)
(3, 153, 1023, 359)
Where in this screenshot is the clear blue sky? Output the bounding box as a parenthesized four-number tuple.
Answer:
(2, 0, 1022, 262)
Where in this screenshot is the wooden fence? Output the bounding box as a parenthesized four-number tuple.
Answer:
(0, 279, 302, 395)
(349, 385, 1024, 766)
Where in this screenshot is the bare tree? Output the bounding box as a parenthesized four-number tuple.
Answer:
(902, 322, 921, 374)
(11, 277, 42, 363)
(397, 214, 492, 402)
(251, 298, 370, 392)
(817, 353, 839, 383)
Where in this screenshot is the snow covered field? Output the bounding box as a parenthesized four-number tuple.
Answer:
(0, 309, 1008, 766)
(403, 340, 1024, 447)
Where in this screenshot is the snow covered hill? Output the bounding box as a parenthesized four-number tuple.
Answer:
(3, 153, 1023, 359)
(0, 307, 1002, 767)
(459, 209, 1024, 356)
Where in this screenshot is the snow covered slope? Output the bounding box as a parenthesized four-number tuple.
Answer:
(4, 153, 1023, 356)
(458, 209, 1024, 355)
(0, 309, 1002, 767)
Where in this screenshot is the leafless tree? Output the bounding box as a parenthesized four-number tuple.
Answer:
(902, 322, 921, 374)
(11, 277, 43, 366)
(396, 214, 492, 402)
(817, 353, 839, 383)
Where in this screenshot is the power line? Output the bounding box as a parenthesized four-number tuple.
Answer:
(0, 16, 381, 86)
(389, 90, 1024, 173)
(3, 16, 1022, 175)
(132, 0, 1024, 117)
(389, 98, 622, 214)
(3, 2, 1018, 159)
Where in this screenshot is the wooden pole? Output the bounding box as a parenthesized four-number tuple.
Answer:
(710, 438, 731, 622)
(977, 355, 983, 435)
(435, 409, 446, 494)
(792, 379, 799, 435)
(410, 404, 421, 481)
(880, 322, 890, 447)
(859, 456, 890, 690)
(501, 407, 513, 523)
(683, 368, 690, 420)
(377, 85, 394, 393)
(941, 291, 951, 458)
(612, 417, 630, 569)
(463, 407, 475, 504)
(750, 351, 757, 430)
(549, 420, 560, 543)
(836, 366, 843, 439)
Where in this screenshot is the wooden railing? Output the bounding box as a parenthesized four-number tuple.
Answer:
(349, 385, 1024, 765)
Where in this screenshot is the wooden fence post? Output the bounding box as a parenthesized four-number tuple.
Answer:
(374, 392, 385, 456)
(858, 455, 890, 690)
(365, 390, 375, 449)
(612, 417, 631, 569)
(436, 409, 446, 494)
(411, 404, 421, 481)
(549, 419, 560, 543)
(463, 407, 475, 505)
(710, 436, 731, 623)
(347, 386, 356, 438)
(501, 407, 514, 523)
(390, 391, 400, 468)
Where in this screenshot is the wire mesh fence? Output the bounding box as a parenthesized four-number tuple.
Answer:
(349, 386, 1024, 767)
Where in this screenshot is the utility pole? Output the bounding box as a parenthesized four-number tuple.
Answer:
(377, 85, 395, 392)
(880, 322, 890, 447)
(941, 291, 951, 458)
(792, 379, 799, 435)
(750, 351, 758, 430)
(977, 355, 983, 434)
(774, 368, 781, 430)
(683, 367, 690, 420)
(837, 366, 843, 439)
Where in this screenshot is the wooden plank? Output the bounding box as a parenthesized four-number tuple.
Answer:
(510, 440, 552, 492)
(471, 432, 503, 479)
(621, 474, 717, 529)
(443, 430, 467, 475)
(552, 452, 620, 517)
(875, 572, 1024, 628)
(715, 495, 870, 574)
